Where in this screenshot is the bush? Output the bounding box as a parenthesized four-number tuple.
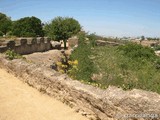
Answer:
(87, 33, 97, 47)
(70, 32, 97, 81)
(155, 58, 160, 69)
(154, 45, 160, 50)
(56, 57, 78, 78)
(118, 43, 156, 61)
(5, 50, 23, 60)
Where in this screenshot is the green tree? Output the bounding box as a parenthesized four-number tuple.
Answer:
(43, 22, 54, 39)
(0, 31, 3, 36)
(12, 16, 44, 37)
(0, 12, 12, 35)
(44, 17, 81, 49)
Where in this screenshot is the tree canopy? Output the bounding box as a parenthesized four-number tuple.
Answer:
(44, 17, 81, 49)
(12, 16, 44, 37)
(0, 12, 12, 35)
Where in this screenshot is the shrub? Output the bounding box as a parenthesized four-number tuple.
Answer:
(67, 60, 79, 78)
(56, 59, 78, 78)
(117, 43, 156, 61)
(155, 58, 160, 69)
(154, 45, 160, 50)
(70, 32, 97, 81)
(87, 33, 97, 47)
(5, 50, 23, 60)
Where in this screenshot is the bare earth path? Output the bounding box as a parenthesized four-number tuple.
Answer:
(0, 68, 88, 120)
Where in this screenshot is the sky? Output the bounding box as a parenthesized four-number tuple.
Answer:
(0, 0, 160, 37)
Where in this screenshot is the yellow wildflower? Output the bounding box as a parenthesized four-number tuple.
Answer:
(56, 62, 62, 66)
(59, 69, 65, 74)
(73, 65, 78, 70)
(68, 60, 73, 65)
(73, 60, 78, 65)
(62, 65, 68, 68)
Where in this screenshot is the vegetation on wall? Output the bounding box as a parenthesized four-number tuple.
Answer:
(5, 50, 24, 60)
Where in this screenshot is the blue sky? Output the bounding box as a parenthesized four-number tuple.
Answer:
(0, 0, 160, 37)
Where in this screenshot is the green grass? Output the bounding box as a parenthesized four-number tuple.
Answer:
(70, 35, 160, 93)
(92, 46, 160, 93)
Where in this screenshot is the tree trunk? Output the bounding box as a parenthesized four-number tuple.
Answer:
(63, 39, 67, 49)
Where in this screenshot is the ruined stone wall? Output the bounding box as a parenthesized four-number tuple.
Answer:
(0, 56, 160, 120)
(0, 37, 52, 54)
(68, 37, 78, 49)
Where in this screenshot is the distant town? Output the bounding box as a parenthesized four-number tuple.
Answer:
(106, 36, 160, 41)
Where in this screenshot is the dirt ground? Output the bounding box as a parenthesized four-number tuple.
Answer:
(0, 68, 88, 120)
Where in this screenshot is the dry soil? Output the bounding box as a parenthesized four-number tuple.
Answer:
(0, 68, 88, 120)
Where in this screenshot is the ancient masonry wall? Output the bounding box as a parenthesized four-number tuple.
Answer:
(0, 56, 160, 120)
(0, 37, 52, 54)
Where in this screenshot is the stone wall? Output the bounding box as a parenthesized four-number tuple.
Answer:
(96, 40, 121, 46)
(68, 37, 78, 49)
(0, 37, 52, 54)
(0, 56, 160, 120)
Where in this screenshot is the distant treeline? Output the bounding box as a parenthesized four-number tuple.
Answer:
(0, 13, 81, 49)
(0, 13, 44, 37)
(147, 37, 160, 41)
